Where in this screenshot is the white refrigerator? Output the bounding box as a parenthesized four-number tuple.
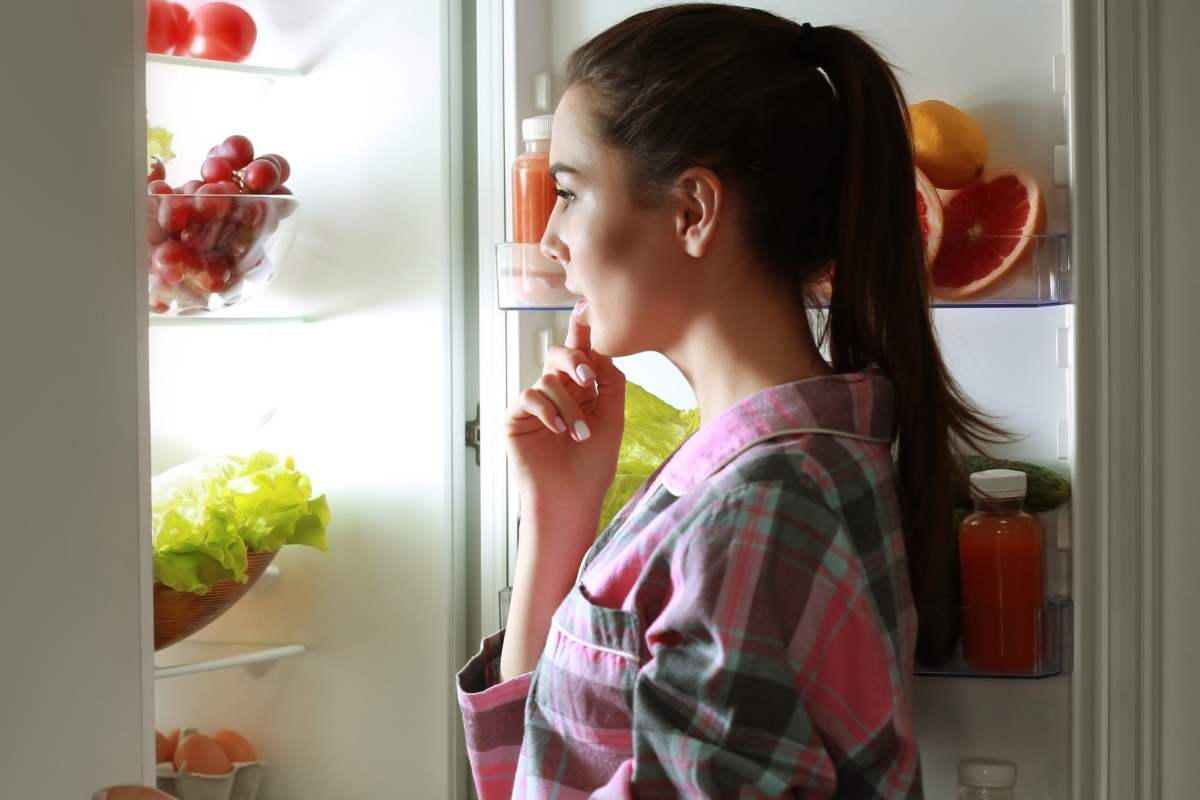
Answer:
(1, 0, 1193, 798)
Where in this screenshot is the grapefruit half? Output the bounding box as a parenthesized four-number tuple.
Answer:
(929, 169, 1046, 300)
(810, 168, 942, 301)
(915, 167, 944, 267)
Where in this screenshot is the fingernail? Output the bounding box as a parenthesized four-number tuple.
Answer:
(553, 416, 567, 433)
(573, 299, 589, 318)
(576, 364, 596, 384)
(574, 420, 591, 441)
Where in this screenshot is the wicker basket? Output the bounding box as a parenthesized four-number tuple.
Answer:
(154, 551, 278, 651)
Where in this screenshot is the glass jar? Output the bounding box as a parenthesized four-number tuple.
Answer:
(959, 469, 1044, 672)
(957, 758, 1017, 799)
(511, 114, 556, 243)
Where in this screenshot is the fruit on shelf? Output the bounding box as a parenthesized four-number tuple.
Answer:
(242, 158, 281, 194)
(182, 2, 258, 63)
(928, 169, 1046, 301)
(145, 0, 185, 55)
(909, 99, 988, 190)
(144, 133, 298, 315)
(914, 167, 944, 267)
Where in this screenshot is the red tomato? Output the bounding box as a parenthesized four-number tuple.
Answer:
(146, 0, 185, 54)
(183, 3, 257, 63)
(168, 4, 190, 54)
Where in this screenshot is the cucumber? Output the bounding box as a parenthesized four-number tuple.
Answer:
(955, 454, 1071, 512)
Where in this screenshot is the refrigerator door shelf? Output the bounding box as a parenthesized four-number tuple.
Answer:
(496, 242, 582, 311)
(498, 236, 1070, 311)
(914, 595, 1073, 680)
(811, 234, 1071, 309)
(930, 234, 1071, 308)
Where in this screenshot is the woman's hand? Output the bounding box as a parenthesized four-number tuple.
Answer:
(504, 300, 626, 533)
(499, 300, 626, 680)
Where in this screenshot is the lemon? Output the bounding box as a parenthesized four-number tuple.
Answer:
(908, 100, 988, 190)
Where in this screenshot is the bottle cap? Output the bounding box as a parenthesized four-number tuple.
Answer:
(958, 758, 1017, 788)
(521, 114, 554, 142)
(969, 469, 1027, 500)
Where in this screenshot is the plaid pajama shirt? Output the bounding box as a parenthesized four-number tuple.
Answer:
(458, 373, 923, 798)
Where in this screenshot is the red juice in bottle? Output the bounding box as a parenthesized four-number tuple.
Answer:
(959, 468, 1045, 673)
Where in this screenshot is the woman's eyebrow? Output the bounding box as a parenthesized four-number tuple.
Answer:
(549, 163, 579, 180)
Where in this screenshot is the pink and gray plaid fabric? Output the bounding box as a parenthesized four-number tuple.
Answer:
(458, 373, 923, 798)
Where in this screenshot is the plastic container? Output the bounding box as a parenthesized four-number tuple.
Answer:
(957, 758, 1017, 799)
(913, 595, 1071, 679)
(495, 243, 581, 310)
(511, 114, 556, 243)
(147, 193, 301, 316)
(808, 234, 1069, 308)
(959, 469, 1044, 673)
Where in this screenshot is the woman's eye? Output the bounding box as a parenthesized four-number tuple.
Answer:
(555, 188, 575, 205)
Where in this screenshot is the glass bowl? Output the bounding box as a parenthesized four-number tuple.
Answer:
(146, 193, 301, 316)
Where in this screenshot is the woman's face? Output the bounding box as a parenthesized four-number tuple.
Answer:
(540, 87, 695, 357)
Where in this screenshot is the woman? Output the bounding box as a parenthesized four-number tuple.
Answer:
(459, 5, 1000, 798)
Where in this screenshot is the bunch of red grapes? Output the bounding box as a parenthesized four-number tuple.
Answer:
(147, 134, 296, 314)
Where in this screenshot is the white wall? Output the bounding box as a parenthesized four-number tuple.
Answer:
(0, 2, 152, 795)
(1154, 0, 1200, 795)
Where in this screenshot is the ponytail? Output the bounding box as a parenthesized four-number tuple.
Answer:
(805, 26, 1007, 638)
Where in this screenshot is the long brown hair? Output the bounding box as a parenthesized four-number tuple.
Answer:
(565, 5, 1006, 649)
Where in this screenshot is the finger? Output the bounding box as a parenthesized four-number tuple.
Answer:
(543, 345, 597, 387)
(564, 299, 591, 352)
(509, 388, 568, 435)
(533, 375, 592, 441)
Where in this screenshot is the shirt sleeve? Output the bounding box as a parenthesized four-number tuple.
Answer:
(590, 482, 918, 799)
(456, 628, 534, 800)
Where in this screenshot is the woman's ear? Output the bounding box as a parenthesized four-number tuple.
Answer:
(672, 167, 723, 258)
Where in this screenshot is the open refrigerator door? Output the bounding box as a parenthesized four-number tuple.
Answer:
(144, 1, 469, 798)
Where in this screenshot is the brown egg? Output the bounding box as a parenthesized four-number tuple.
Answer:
(212, 729, 258, 763)
(164, 728, 180, 761)
(173, 732, 232, 775)
(154, 731, 171, 764)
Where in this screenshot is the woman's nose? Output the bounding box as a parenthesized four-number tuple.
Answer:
(540, 222, 568, 266)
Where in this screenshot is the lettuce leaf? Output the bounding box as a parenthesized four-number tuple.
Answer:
(152, 452, 330, 594)
(597, 383, 699, 535)
(147, 122, 175, 171)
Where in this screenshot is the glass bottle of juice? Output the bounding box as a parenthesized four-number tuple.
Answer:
(959, 469, 1044, 673)
(512, 114, 556, 243)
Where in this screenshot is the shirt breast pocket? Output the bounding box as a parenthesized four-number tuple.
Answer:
(532, 583, 643, 754)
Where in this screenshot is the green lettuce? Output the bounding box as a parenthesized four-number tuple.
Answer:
(152, 452, 330, 594)
(597, 383, 699, 535)
(147, 122, 174, 171)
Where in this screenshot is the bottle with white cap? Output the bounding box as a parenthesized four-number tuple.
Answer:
(959, 468, 1045, 673)
(957, 757, 1017, 799)
(512, 114, 557, 243)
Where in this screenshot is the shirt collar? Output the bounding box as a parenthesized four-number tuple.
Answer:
(660, 372, 895, 497)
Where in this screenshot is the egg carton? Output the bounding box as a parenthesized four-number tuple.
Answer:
(155, 761, 263, 800)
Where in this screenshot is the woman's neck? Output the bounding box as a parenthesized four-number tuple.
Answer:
(666, 282, 832, 427)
